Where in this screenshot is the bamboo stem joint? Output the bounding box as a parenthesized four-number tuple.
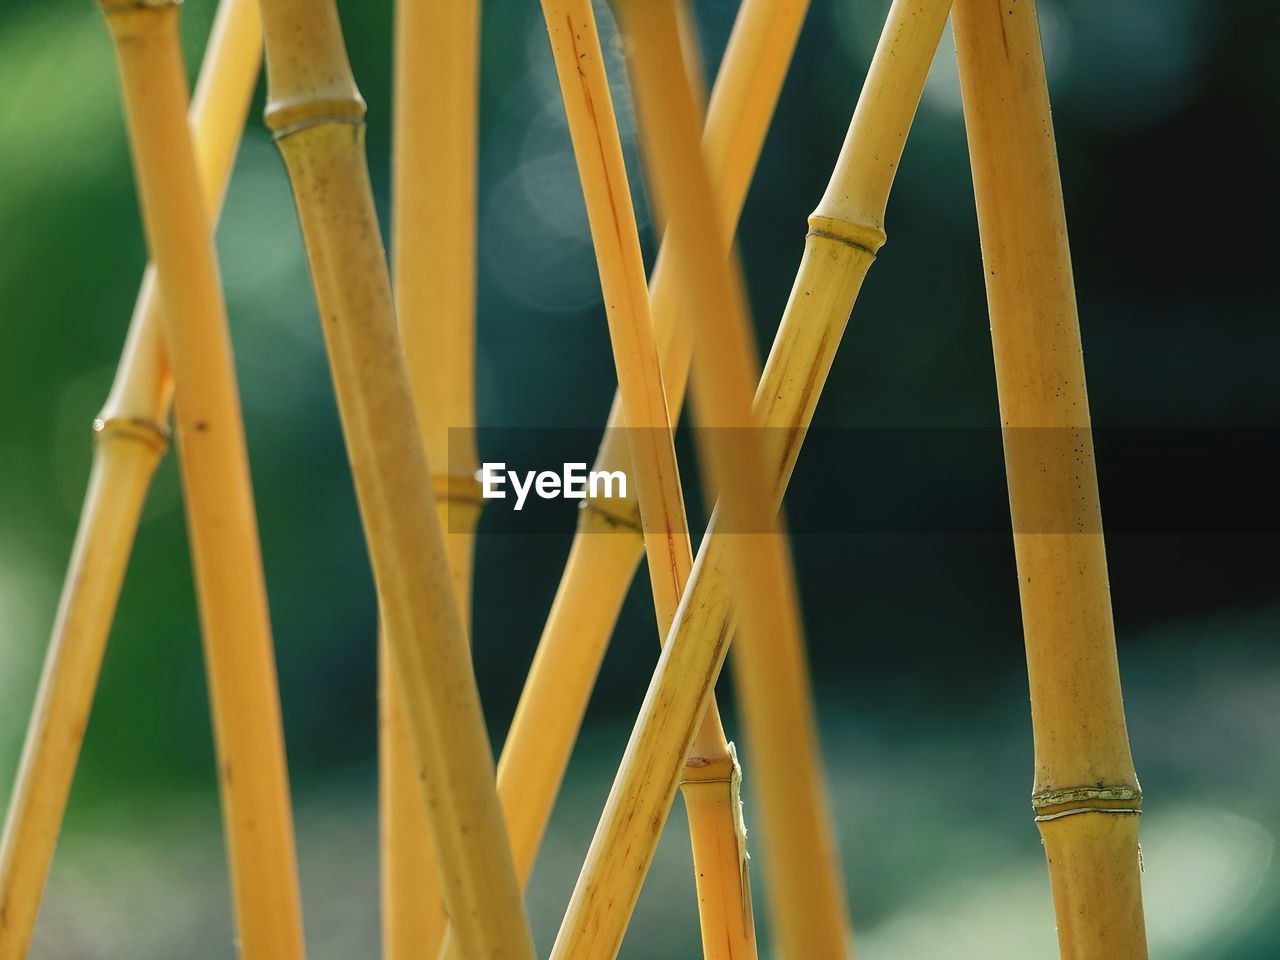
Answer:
(92, 415, 170, 453)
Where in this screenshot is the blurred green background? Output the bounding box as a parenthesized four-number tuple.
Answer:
(2, 0, 1278, 956)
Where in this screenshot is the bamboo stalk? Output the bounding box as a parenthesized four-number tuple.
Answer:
(494, 0, 809, 903)
(0, 296, 170, 960)
(89, 1, 303, 955)
(2, 0, 259, 930)
(548, 0, 838, 955)
(533, 2, 754, 956)
(256, 2, 533, 957)
(380, 0, 483, 955)
(613, 2, 854, 956)
(548, 1, 952, 957)
(952, 1, 1148, 956)
(0, 6, 262, 955)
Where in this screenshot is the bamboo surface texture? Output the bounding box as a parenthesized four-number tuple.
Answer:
(547, 0, 951, 957)
(496, 0, 809, 910)
(952, 1, 1148, 956)
(0, 2, 262, 954)
(257, 0, 534, 956)
(535, 1, 755, 956)
(92, 0, 304, 955)
(381, 0, 483, 955)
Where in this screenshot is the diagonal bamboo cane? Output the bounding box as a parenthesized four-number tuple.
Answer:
(547, 0, 952, 956)
(551, 0, 838, 954)
(952, 1, 1148, 956)
(0, 3, 262, 955)
(532, 1, 755, 956)
(89, 0, 304, 955)
(380, 0, 483, 954)
(613, 2, 851, 956)
(255, 1, 533, 957)
(495, 0, 808, 910)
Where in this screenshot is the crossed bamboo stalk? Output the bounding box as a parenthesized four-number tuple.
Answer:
(0, 0, 1147, 958)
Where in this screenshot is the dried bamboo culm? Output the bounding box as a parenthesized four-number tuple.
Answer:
(0, 3, 263, 954)
(256, 0, 534, 956)
(952, 1, 1148, 956)
(614, 0, 850, 956)
(85, 0, 305, 955)
(497, 0, 809, 905)
(546, 0, 952, 956)
(381, 0, 483, 954)
(532, 1, 755, 955)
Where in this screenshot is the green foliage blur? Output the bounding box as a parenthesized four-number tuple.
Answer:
(1, 0, 1277, 955)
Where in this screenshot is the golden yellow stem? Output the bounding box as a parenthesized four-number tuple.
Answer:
(380, 0, 483, 955)
(537, 0, 694, 656)
(674, 0, 708, 120)
(91, 1, 303, 955)
(257, 1, 533, 957)
(0, 4, 261, 951)
(607, 2, 847, 957)
(494, 0, 809, 909)
(952, 1, 1147, 955)
(0, 324, 170, 960)
(534, 2, 754, 956)
(549, 0, 951, 956)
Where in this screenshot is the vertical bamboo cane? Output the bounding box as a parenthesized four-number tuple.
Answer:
(613, 2, 852, 956)
(381, 1, 483, 955)
(0, 4, 261, 953)
(548, 1, 952, 956)
(256, 1, 533, 957)
(91, 1, 303, 955)
(952, 1, 1147, 956)
(496, 0, 808, 897)
(533, 2, 755, 956)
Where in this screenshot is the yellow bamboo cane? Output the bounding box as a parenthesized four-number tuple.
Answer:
(613, 2, 855, 956)
(256, 1, 533, 957)
(0, 4, 262, 955)
(496, 0, 808, 902)
(548, 0, 952, 956)
(952, 1, 1148, 956)
(90, 0, 303, 955)
(380, 0, 483, 954)
(530, 2, 754, 956)
(549, 0, 836, 954)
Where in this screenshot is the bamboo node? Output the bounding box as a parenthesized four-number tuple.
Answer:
(806, 215, 886, 256)
(92, 415, 170, 454)
(433, 470, 486, 508)
(1031, 784, 1142, 822)
(265, 96, 367, 142)
(1031, 784, 1141, 809)
(680, 742, 740, 786)
(98, 0, 181, 11)
(579, 496, 642, 535)
(1035, 806, 1142, 823)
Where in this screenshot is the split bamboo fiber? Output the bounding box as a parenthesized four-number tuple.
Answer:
(92, 0, 304, 955)
(548, 0, 951, 956)
(614, 1, 854, 956)
(496, 0, 808, 901)
(381, 0, 482, 954)
(536, 2, 754, 956)
(256, 0, 533, 957)
(952, 0, 1147, 956)
(0, 3, 262, 955)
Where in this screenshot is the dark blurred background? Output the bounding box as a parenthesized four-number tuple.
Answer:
(1, 0, 1277, 956)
